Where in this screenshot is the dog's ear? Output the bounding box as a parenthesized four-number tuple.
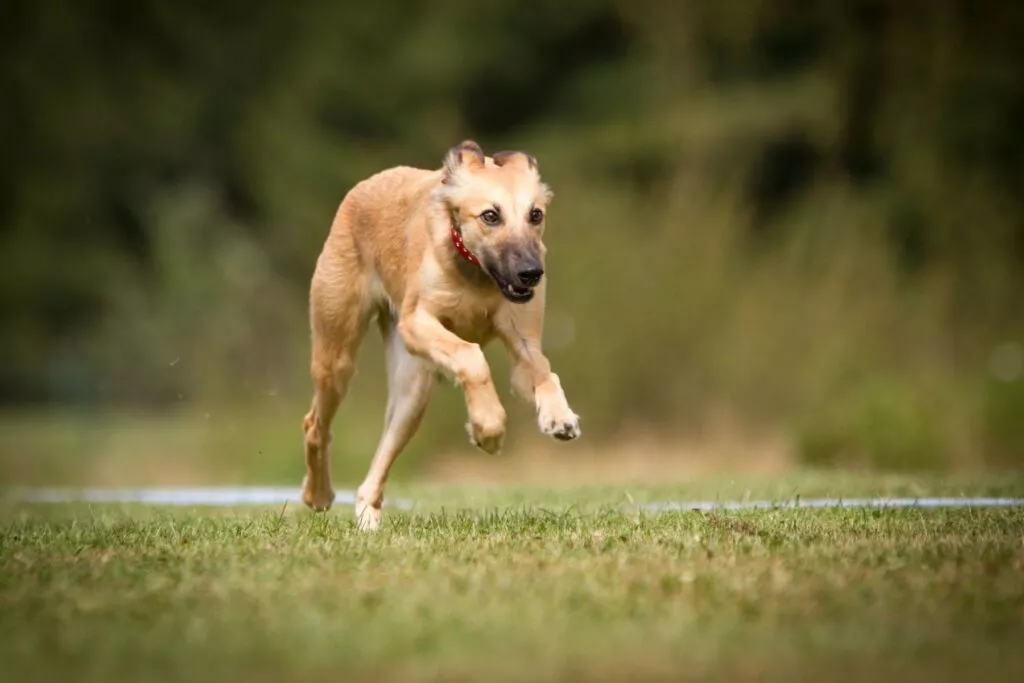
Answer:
(494, 149, 550, 203)
(541, 183, 554, 204)
(492, 150, 537, 172)
(442, 140, 485, 182)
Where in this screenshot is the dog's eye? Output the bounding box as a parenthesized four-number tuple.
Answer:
(528, 208, 544, 225)
(480, 209, 501, 226)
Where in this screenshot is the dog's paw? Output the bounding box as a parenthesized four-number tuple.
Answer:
(301, 477, 335, 512)
(466, 402, 507, 455)
(540, 411, 581, 441)
(466, 420, 505, 455)
(355, 502, 382, 532)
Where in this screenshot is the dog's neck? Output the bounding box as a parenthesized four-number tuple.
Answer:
(446, 215, 492, 288)
(450, 221, 479, 267)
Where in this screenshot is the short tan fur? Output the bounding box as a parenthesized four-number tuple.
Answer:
(302, 141, 581, 530)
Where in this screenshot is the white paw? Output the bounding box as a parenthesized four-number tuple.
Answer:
(355, 501, 381, 532)
(540, 410, 581, 441)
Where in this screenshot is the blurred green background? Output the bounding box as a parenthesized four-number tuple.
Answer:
(2, 0, 1022, 488)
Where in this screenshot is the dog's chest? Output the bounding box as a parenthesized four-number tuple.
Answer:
(438, 306, 497, 345)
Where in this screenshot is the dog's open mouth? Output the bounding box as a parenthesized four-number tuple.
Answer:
(488, 269, 535, 304)
(500, 282, 534, 303)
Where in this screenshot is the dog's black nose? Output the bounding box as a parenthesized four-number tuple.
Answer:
(517, 266, 544, 287)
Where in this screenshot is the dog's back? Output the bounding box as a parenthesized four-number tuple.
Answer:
(318, 165, 442, 308)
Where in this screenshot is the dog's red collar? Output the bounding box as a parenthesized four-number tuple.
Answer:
(450, 222, 480, 267)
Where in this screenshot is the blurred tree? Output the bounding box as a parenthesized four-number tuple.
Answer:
(0, 0, 1020, 476)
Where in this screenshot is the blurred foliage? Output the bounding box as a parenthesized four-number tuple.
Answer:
(795, 377, 946, 472)
(981, 375, 1024, 466)
(1, 0, 1022, 474)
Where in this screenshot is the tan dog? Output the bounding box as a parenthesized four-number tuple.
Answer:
(301, 140, 581, 530)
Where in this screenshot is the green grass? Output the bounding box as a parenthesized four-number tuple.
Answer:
(3, 476, 1024, 683)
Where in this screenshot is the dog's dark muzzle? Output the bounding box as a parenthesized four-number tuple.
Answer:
(486, 249, 544, 304)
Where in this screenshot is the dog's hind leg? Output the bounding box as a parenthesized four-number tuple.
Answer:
(301, 356, 343, 512)
(301, 246, 370, 512)
(355, 308, 435, 531)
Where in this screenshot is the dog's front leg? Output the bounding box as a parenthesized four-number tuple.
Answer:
(496, 312, 581, 442)
(398, 308, 507, 454)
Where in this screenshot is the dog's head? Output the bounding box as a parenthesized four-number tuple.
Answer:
(436, 140, 553, 304)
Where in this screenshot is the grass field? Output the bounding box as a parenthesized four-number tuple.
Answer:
(3, 472, 1024, 683)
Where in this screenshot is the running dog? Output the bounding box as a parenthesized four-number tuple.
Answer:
(301, 140, 581, 530)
